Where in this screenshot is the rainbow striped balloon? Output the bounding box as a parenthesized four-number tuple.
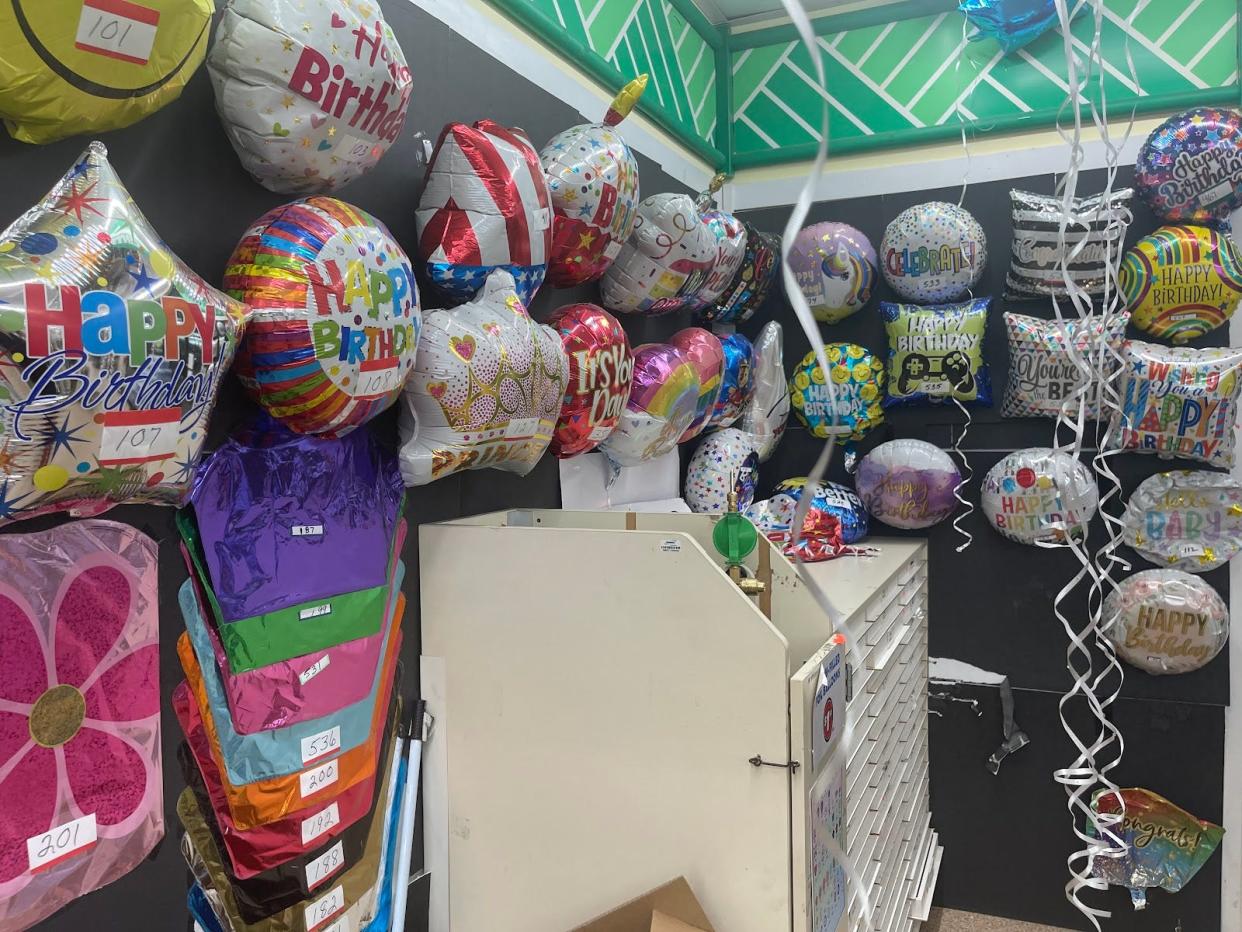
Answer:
(225, 198, 421, 436)
(1121, 225, 1242, 344)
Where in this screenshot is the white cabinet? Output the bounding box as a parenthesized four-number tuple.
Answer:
(418, 510, 940, 932)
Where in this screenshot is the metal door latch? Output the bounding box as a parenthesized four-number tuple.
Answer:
(748, 755, 800, 773)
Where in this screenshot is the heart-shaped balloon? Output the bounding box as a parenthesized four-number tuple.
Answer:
(0, 142, 246, 525)
(599, 342, 699, 468)
(669, 327, 723, 443)
(544, 303, 633, 458)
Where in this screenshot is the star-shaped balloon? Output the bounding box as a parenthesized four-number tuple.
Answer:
(0, 142, 246, 525)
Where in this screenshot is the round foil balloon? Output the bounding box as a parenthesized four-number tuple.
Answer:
(1120, 226, 1242, 343)
(738, 321, 790, 462)
(208, 0, 412, 194)
(697, 222, 780, 325)
(1122, 470, 1242, 572)
(1111, 340, 1242, 468)
(708, 332, 755, 429)
(1001, 312, 1129, 419)
(416, 120, 552, 307)
(670, 327, 723, 443)
(1135, 107, 1242, 224)
(789, 343, 886, 443)
(398, 271, 567, 486)
(540, 76, 645, 287)
(226, 197, 421, 437)
(982, 448, 1098, 545)
(881, 202, 987, 303)
(789, 222, 877, 324)
(856, 440, 961, 529)
(1103, 570, 1228, 675)
(0, 0, 211, 144)
(771, 478, 869, 543)
(0, 142, 245, 525)
(686, 210, 748, 315)
(544, 304, 633, 458)
(684, 429, 759, 513)
(882, 298, 992, 406)
(599, 343, 699, 468)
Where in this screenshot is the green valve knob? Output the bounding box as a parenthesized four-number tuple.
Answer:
(713, 487, 757, 566)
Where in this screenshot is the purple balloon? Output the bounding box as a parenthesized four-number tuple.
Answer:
(855, 439, 960, 529)
(788, 222, 878, 324)
(599, 343, 700, 467)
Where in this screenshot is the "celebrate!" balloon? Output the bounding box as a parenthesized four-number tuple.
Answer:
(789, 222, 877, 324)
(881, 201, 986, 303)
(544, 303, 633, 458)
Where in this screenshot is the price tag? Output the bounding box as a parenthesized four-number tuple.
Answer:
(299, 655, 331, 686)
(338, 134, 379, 164)
(27, 813, 97, 873)
(299, 759, 340, 800)
(603, 239, 624, 261)
(292, 525, 324, 538)
(75, 0, 160, 65)
(505, 417, 539, 439)
(588, 424, 612, 442)
(1175, 541, 1204, 557)
(356, 356, 402, 398)
(301, 725, 341, 765)
(305, 840, 346, 890)
(98, 407, 180, 465)
(533, 207, 551, 231)
(304, 884, 346, 931)
(321, 916, 351, 932)
(300, 603, 332, 621)
(300, 802, 341, 846)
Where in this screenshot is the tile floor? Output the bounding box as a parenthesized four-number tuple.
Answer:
(924, 909, 1077, 932)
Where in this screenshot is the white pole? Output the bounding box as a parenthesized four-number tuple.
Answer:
(391, 701, 426, 932)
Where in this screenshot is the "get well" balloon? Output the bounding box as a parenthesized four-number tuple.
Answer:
(544, 303, 633, 458)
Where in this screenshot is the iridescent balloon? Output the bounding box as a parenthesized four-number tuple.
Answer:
(669, 327, 723, 443)
(960, 0, 1071, 54)
(599, 342, 699, 468)
(789, 222, 877, 324)
(0, 142, 246, 526)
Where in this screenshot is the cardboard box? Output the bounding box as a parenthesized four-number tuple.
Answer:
(573, 878, 715, 932)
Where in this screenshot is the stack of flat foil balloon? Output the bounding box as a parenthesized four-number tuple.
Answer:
(172, 420, 411, 932)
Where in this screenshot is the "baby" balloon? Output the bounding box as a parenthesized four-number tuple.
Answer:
(1122, 470, 1242, 572)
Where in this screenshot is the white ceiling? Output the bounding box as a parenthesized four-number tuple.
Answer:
(693, 0, 871, 25)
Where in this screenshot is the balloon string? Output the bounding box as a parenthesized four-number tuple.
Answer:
(948, 395, 974, 553)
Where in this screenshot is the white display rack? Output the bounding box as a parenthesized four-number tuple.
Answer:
(418, 509, 941, 932)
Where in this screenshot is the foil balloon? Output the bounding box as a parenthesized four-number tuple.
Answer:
(226, 197, 420, 437)
(687, 208, 749, 315)
(544, 303, 633, 458)
(1006, 188, 1132, 299)
(856, 440, 961, 530)
(960, 0, 1068, 53)
(881, 201, 986, 303)
(1112, 340, 1242, 468)
(0, 142, 245, 526)
(399, 271, 567, 486)
(1103, 570, 1228, 675)
(697, 222, 780, 325)
(208, 0, 412, 194)
(1001, 312, 1128, 419)
(416, 120, 553, 307)
(789, 221, 877, 324)
(745, 489, 863, 562)
(882, 298, 992, 406)
(1120, 226, 1242, 343)
(0, 521, 162, 932)
(789, 343, 886, 443)
(670, 327, 723, 443)
(1122, 470, 1242, 573)
(0, 0, 211, 144)
(598, 342, 699, 468)
(707, 332, 755, 429)
(1136, 107, 1242, 224)
(982, 448, 1098, 545)
(769, 478, 869, 544)
(540, 76, 645, 287)
(1092, 788, 1225, 909)
(684, 429, 759, 513)
(738, 321, 789, 462)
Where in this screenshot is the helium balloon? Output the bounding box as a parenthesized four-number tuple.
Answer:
(1122, 470, 1242, 572)
(1136, 107, 1242, 224)
(416, 120, 552, 307)
(398, 271, 567, 486)
(707, 332, 755, 429)
(226, 197, 420, 437)
(1103, 570, 1228, 676)
(882, 298, 992, 406)
(856, 440, 961, 529)
(0, 0, 211, 144)
(669, 327, 723, 443)
(688, 209, 749, 314)
(1111, 340, 1242, 468)
(1120, 226, 1242, 343)
(789, 343, 885, 443)
(770, 478, 869, 544)
(599, 343, 699, 468)
(745, 489, 862, 562)
(738, 321, 790, 462)
(684, 429, 759, 513)
(1005, 188, 1133, 299)
(208, 0, 411, 194)
(0, 142, 245, 526)
(788, 221, 877, 324)
(1091, 788, 1225, 909)
(960, 0, 1071, 53)
(1001, 312, 1128, 419)
(540, 76, 645, 287)
(697, 222, 780, 325)
(982, 448, 1098, 545)
(544, 304, 633, 458)
(881, 201, 986, 303)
